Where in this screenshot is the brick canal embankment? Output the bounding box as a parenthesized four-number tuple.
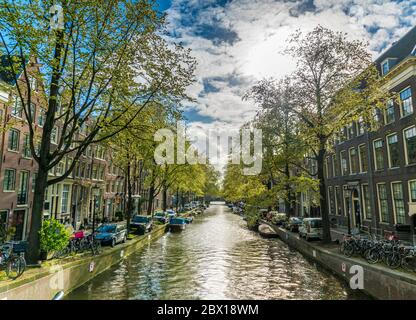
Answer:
(261, 220, 416, 300)
(0, 224, 168, 300)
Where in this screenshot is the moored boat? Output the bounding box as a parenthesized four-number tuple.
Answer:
(169, 217, 187, 232)
(258, 224, 278, 238)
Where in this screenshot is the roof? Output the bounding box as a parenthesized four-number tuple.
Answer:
(375, 26, 416, 72)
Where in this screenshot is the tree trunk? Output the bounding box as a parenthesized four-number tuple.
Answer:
(162, 185, 167, 212)
(147, 184, 155, 215)
(317, 146, 331, 243)
(26, 167, 48, 264)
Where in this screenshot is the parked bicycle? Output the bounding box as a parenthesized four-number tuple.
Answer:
(0, 241, 27, 280)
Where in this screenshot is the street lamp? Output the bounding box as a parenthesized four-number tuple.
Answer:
(91, 185, 100, 234)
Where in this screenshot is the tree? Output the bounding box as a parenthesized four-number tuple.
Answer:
(284, 26, 390, 242)
(0, 1, 196, 263)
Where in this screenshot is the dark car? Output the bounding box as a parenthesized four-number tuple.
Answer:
(284, 217, 303, 232)
(130, 215, 153, 235)
(95, 223, 127, 247)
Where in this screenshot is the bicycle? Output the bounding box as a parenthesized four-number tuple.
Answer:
(81, 233, 102, 256)
(0, 241, 27, 280)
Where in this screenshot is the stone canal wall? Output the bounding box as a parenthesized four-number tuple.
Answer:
(0, 224, 168, 300)
(262, 221, 416, 300)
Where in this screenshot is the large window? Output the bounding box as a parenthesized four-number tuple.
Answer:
(17, 171, 29, 205)
(340, 151, 348, 176)
(400, 87, 413, 117)
(32, 172, 37, 192)
(409, 180, 416, 202)
(387, 134, 400, 168)
(357, 117, 365, 136)
(11, 98, 22, 118)
(385, 100, 395, 124)
(37, 109, 45, 127)
(51, 127, 58, 144)
(391, 182, 406, 224)
(3, 169, 16, 191)
(404, 126, 416, 165)
(361, 184, 372, 220)
(347, 123, 354, 140)
(373, 139, 385, 170)
(8, 129, 20, 152)
(328, 186, 335, 214)
(377, 184, 390, 223)
(61, 184, 70, 214)
(335, 186, 342, 215)
(332, 155, 338, 177)
(23, 134, 31, 158)
(358, 144, 368, 173)
(349, 148, 357, 174)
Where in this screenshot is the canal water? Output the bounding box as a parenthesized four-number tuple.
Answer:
(66, 202, 369, 300)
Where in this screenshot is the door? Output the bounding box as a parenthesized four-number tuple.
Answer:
(10, 209, 26, 240)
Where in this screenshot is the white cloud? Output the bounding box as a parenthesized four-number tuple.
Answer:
(165, 0, 415, 168)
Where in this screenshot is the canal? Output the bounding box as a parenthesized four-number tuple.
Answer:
(66, 202, 369, 300)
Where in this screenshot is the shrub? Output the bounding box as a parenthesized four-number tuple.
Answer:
(39, 218, 70, 253)
(245, 207, 260, 230)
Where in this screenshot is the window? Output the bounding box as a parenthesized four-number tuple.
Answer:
(23, 134, 31, 158)
(56, 160, 65, 176)
(373, 139, 385, 170)
(29, 76, 38, 92)
(37, 109, 45, 127)
(358, 144, 368, 173)
(377, 184, 389, 223)
(3, 169, 16, 191)
(328, 186, 335, 215)
(332, 155, 338, 177)
(61, 184, 70, 214)
(17, 171, 29, 205)
(400, 87, 413, 117)
(409, 181, 416, 202)
(387, 134, 400, 168)
(382, 61, 389, 75)
(391, 182, 406, 224)
(385, 100, 395, 124)
(32, 172, 37, 192)
(340, 151, 348, 176)
(349, 148, 357, 174)
(357, 117, 365, 135)
(11, 98, 23, 118)
(404, 126, 416, 165)
(347, 123, 354, 140)
(29, 103, 35, 122)
(51, 127, 58, 144)
(335, 186, 342, 215)
(8, 129, 20, 152)
(361, 184, 372, 220)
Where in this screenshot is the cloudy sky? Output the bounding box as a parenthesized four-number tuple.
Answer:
(157, 0, 416, 170)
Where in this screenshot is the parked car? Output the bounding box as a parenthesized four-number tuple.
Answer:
(95, 223, 127, 247)
(184, 204, 192, 211)
(271, 212, 287, 225)
(166, 209, 177, 219)
(153, 211, 169, 224)
(284, 217, 303, 232)
(299, 218, 322, 241)
(130, 215, 153, 235)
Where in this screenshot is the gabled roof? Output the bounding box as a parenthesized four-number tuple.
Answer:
(375, 26, 416, 72)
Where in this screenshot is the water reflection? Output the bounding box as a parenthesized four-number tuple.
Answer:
(66, 203, 368, 300)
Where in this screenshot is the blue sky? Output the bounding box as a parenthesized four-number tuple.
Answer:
(156, 0, 416, 168)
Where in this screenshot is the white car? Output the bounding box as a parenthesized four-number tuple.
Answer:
(298, 218, 323, 241)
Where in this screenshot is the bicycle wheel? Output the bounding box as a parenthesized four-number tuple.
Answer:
(386, 253, 401, 269)
(344, 243, 355, 257)
(366, 248, 380, 264)
(6, 256, 24, 280)
(17, 255, 26, 277)
(93, 240, 102, 255)
(401, 255, 416, 272)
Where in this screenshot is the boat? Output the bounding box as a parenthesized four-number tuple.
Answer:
(258, 224, 278, 238)
(168, 217, 187, 232)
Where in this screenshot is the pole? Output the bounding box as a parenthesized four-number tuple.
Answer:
(348, 190, 352, 235)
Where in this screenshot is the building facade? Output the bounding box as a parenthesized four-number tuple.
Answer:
(325, 26, 416, 243)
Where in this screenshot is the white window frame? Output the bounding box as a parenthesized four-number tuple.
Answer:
(386, 132, 399, 169)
